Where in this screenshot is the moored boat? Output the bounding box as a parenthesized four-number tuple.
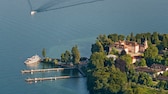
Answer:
(24, 55, 41, 65)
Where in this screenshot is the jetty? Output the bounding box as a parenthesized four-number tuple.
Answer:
(22, 66, 86, 83)
(77, 68, 86, 77)
(25, 76, 81, 83)
(21, 68, 75, 74)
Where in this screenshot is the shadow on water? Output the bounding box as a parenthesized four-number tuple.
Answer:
(28, 0, 104, 13)
(61, 69, 79, 76)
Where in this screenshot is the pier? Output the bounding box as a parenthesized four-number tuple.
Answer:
(22, 66, 86, 83)
(77, 68, 86, 77)
(21, 68, 75, 74)
(25, 76, 81, 83)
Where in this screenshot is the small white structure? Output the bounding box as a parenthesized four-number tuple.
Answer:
(106, 54, 117, 61)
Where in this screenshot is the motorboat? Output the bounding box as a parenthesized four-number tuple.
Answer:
(31, 11, 36, 15)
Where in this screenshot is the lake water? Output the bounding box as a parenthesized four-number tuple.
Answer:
(0, 0, 168, 94)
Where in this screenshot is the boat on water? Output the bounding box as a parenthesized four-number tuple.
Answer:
(30, 10, 36, 15)
(24, 55, 41, 65)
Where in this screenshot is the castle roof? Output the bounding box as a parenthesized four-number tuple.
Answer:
(150, 64, 168, 71)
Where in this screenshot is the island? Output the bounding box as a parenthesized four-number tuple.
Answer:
(41, 32, 168, 94)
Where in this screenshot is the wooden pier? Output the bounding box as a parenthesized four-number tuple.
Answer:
(21, 68, 75, 74)
(22, 66, 86, 83)
(26, 76, 70, 82)
(25, 76, 81, 83)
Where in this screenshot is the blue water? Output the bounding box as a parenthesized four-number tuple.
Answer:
(0, 0, 168, 93)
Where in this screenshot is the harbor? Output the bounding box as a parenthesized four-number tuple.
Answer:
(22, 66, 86, 83)
(22, 50, 87, 83)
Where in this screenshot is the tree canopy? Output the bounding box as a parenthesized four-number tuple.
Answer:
(120, 54, 132, 65)
(144, 46, 158, 66)
(91, 41, 104, 53)
(87, 32, 168, 94)
(71, 45, 80, 64)
(138, 58, 147, 66)
(61, 50, 71, 64)
(89, 52, 105, 69)
(42, 48, 46, 58)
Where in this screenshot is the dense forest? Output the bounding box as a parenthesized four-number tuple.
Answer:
(87, 32, 168, 94)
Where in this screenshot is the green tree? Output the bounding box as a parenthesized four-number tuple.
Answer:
(155, 55, 163, 64)
(162, 71, 168, 77)
(135, 33, 142, 44)
(144, 46, 158, 66)
(64, 50, 71, 63)
(145, 32, 152, 42)
(163, 58, 168, 66)
(104, 57, 114, 67)
(133, 87, 144, 94)
(89, 52, 105, 69)
(151, 32, 160, 45)
(61, 53, 65, 62)
(91, 41, 104, 53)
(123, 88, 133, 94)
(126, 35, 131, 41)
(92, 68, 110, 93)
(108, 65, 127, 93)
(71, 45, 80, 65)
(157, 35, 168, 50)
(118, 34, 125, 41)
(127, 68, 138, 82)
(61, 50, 71, 64)
(97, 34, 113, 48)
(108, 33, 118, 42)
(109, 47, 119, 55)
(138, 58, 147, 66)
(42, 48, 46, 58)
(138, 72, 153, 86)
(130, 32, 135, 41)
(164, 52, 168, 58)
(88, 65, 127, 94)
(53, 59, 58, 65)
(157, 81, 167, 89)
(120, 54, 132, 65)
(136, 39, 141, 44)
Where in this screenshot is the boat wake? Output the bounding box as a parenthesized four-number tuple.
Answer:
(27, 0, 104, 15)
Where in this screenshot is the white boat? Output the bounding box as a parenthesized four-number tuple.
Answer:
(24, 55, 41, 65)
(31, 11, 36, 15)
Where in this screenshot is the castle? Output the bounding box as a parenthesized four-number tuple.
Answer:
(110, 40, 148, 54)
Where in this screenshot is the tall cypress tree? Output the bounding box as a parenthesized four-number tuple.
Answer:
(42, 48, 46, 58)
(71, 45, 80, 64)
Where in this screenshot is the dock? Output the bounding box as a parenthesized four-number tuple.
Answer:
(21, 68, 75, 74)
(22, 66, 86, 83)
(25, 76, 81, 83)
(77, 68, 86, 77)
